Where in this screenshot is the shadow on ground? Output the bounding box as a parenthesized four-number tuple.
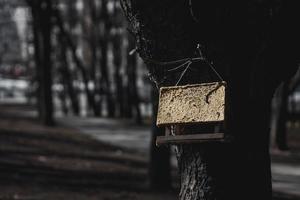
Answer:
(0, 104, 177, 200)
(0, 103, 299, 200)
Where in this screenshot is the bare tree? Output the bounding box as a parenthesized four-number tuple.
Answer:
(99, 0, 115, 117)
(57, 31, 80, 115)
(53, 7, 99, 116)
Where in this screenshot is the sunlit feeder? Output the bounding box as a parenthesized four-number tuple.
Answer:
(156, 81, 227, 146)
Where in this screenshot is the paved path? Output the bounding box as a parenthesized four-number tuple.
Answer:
(59, 116, 151, 154)
(273, 162, 300, 197)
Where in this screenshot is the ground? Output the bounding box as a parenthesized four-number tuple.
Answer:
(0, 103, 299, 200)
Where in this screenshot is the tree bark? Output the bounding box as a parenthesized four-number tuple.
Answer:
(120, 1, 299, 200)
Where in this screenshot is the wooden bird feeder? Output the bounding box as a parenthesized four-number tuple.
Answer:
(156, 81, 227, 146)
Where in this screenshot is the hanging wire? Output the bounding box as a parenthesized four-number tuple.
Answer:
(129, 43, 224, 86)
(167, 60, 191, 72)
(196, 44, 224, 82)
(144, 57, 204, 66)
(175, 60, 193, 85)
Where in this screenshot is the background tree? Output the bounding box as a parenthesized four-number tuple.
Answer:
(126, 34, 142, 123)
(27, 0, 54, 126)
(272, 81, 289, 150)
(55, 30, 80, 115)
(25, 0, 148, 121)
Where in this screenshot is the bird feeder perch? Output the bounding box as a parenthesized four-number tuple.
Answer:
(156, 81, 227, 146)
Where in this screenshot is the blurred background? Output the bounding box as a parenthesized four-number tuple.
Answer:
(0, 0, 300, 199)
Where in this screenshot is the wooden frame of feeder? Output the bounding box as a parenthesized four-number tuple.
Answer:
(156, 81, 227, 146)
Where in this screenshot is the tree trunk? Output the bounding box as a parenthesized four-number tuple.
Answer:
(30, 2, 42, 117)
(120, 1, 299, 200)
(59, 33, 80, 115)
(113, 35, 124, 117)
(126, 34, 142, 123)
(99, 0, 115, 117)
(274, 81, 289, 150)
(54, 8, 97, 116)
(86, 0, 102, 116)
(30, 0, 54, 126)
(149, 87, 171, 190)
